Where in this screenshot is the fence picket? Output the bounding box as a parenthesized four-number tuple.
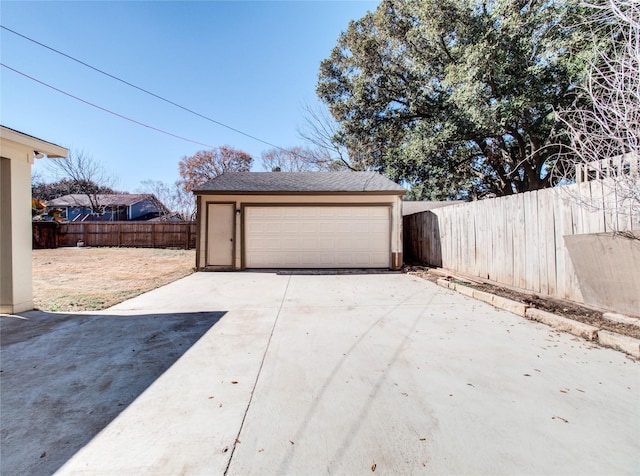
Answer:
(33, 221, 197, 249)
(402, 181, 637, 304)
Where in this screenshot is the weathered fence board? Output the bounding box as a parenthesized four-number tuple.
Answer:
(404, 180, 637, 304)
(33, 221, 196, 249)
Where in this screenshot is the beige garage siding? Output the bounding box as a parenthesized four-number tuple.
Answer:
(244, 206, 390, 268)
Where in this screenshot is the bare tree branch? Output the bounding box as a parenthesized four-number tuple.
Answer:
(555, 0, 640, 226)
(260, 146, 334, 172)
(297, 103, 358, 171)
(47, 150, 118, 215)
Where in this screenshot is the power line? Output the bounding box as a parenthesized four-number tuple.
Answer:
(1, 63, 218, 149)
(1, 24, 292, 153)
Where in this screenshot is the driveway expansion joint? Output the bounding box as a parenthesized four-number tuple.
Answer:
(223, 274, 293, 476)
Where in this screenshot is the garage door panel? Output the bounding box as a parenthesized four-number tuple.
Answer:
(265, 222, 283, 233)
(318, 223, 335, 233)
(265, 239, 283, 250)
(317, 238, 337, 250)
(248, 208, 265, 218)
(263, 209, 283, 218)
(315, 208, 334, 217)
(305, 208, 321, 218)
(245, 206, 390, 268)
(369, 222, 388, 233)
(297, 240, 315, 251)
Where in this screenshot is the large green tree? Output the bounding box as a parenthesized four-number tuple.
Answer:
(317, 0, 589, 199)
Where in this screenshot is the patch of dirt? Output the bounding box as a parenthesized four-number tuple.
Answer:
(406, 266, 640, 340)
(33, 247, 195, 312)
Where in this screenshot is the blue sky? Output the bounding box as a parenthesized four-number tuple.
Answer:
(1, 1, 378, 191)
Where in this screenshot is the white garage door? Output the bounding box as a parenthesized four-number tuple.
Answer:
(245, 206, 390, 268)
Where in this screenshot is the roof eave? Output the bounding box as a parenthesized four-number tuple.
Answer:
(0, 126, 68, 159)
(192, 190, 406, 196)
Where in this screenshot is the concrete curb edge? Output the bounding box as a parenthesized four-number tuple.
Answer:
(432, 276, 640, 360)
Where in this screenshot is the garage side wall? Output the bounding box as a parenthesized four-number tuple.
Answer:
(196, 194, 403, 270)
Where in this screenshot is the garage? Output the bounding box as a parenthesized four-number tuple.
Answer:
(244, 206, 390, 268)
(193, 172, 405, 270)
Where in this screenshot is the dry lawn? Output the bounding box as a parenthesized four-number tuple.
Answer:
(33, 247, 196, 311)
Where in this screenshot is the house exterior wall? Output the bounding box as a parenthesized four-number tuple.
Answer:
(0, 127, 67, 313)
(196, 193, 403, 271)
(130, 200, 146, 219)
(1, 146, 36, 312)
(51, 199, 159, 221)
(64, 206, 128, 221)
(67, 206, 83, 221)
(130, 198, 159, 219)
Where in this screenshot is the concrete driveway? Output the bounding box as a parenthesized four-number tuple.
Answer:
(1, 272, 638, 475)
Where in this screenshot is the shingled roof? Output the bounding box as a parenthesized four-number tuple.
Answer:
(193, 172, 406, 194)
(47, 194, 158, 208)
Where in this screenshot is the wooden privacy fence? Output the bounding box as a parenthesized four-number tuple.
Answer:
(404, 180, 639, 304)
(33, 221, 196, 249)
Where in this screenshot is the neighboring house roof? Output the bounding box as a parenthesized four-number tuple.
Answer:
(402, 200, 463, 216)
(47, 194, 159, 208)
(147, 213, 184, 222)
(193, 172, 406, 194)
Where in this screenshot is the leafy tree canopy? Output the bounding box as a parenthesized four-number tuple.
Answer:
(317, 0, 592, 199)
(178, 146, 252, 193)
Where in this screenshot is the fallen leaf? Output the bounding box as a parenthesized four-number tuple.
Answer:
(289, 440, 295, 445)
(523, 374, 531, 377)
(559, 389, 568, 393)
(401, 392, 409, 396)
(40, 452, 46, 458)
(552, 416, 569, 423)
(371, 463, 377, 472)
(208, 396, 214, 399)
(576, 388, 585, 393)
(222, 446, 229, 453)
(236, 438, 241, 443)
(419, 437, 426, 441)
(231, 381, 238, 384)
(467, 383, 475, 387)
(258, 448, 264, 453)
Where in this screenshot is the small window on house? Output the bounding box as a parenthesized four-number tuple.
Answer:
(622, 162, 631, 175)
